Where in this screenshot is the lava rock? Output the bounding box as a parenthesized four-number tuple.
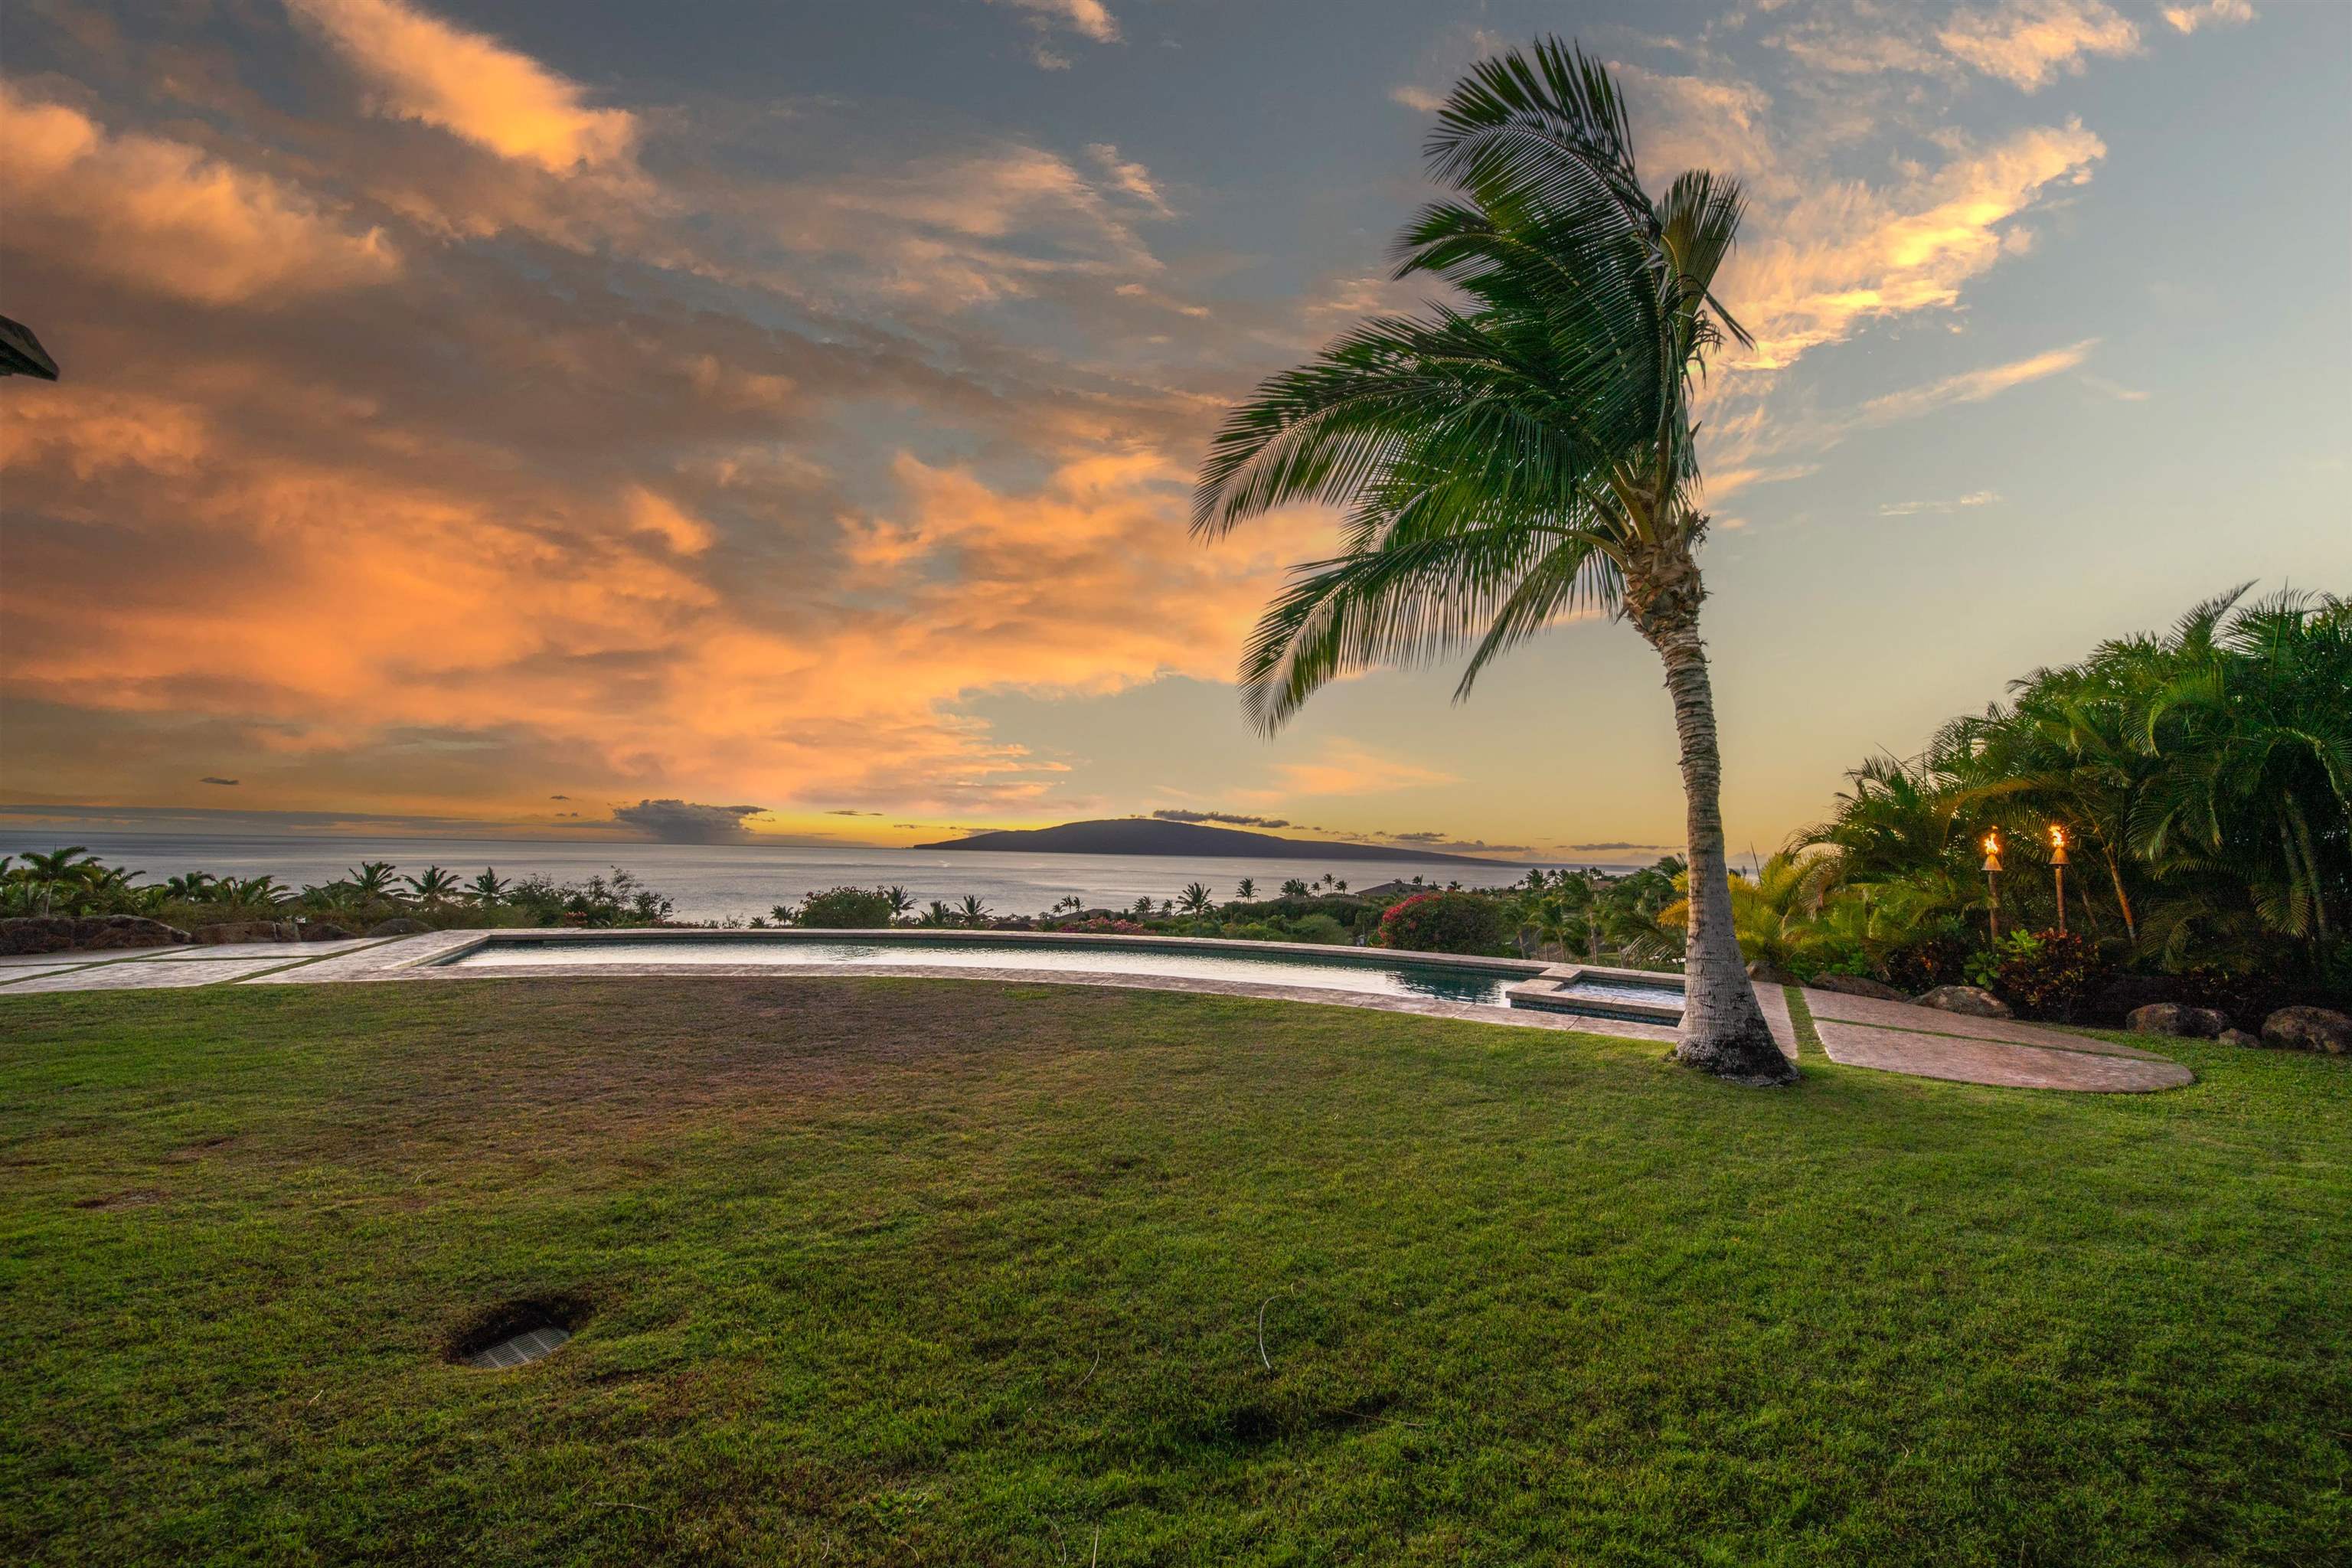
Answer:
(1913, 985, 2013, 1018)
(2126, 1001, 2230, 1038)
(2217, 1028, 2262, 1048)
(0, 915, 194, 955)
(1809, 972, 1911, 1002)
(2261, 1006, 2352, 1055)
(366, 916, 433, 937)
(1746, 960, 1800, 985)
(196, 920, 299, 945)
(299, 923, 358, 942)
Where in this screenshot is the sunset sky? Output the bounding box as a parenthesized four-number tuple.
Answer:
(2, 0, 2346, 858)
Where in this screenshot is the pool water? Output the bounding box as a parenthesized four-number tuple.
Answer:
(443, 935, 1522, 1007)
(1553, 978, 1685, 1009)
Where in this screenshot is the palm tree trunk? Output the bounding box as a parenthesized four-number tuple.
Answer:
(1639, 606, 1798, 1086)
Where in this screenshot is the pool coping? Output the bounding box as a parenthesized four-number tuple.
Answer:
(396, 926, 1685, 1039)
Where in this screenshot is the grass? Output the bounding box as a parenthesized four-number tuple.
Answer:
(2, 978, 2347, 1566)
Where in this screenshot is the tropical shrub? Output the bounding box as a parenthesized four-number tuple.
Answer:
(792, 887, 897, 929)
(1988, 929, 2102, 1021)
(1375, 891, 1504, 955)
(1880, 935, 1968, 995)
(1287, 913, 1348, 945)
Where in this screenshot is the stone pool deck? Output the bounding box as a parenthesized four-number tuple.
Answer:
(0, 932, 2191, 1093)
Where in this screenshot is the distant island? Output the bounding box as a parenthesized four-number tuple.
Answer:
(912, 818, 1505, 864)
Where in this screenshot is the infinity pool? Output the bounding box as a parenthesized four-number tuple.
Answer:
(439, 934, 1526, 1007)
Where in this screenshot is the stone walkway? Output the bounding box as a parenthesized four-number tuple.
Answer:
(1802, 988, 2193, 1093)
(0, 933, 2190, 1093)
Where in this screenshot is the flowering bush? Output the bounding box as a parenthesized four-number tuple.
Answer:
(1374, 891, 1504, 955)
(1047, 918, 1152, 936)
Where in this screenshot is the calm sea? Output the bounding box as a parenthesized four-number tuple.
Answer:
(10, 831, 1629, 923)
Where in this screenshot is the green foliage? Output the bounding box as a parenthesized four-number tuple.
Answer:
(1287, 913, 1348, 945)
(1990, 929, 2103, 1022)
(1802, 586, 2350, 991)
(1374, 890, 1505, 955)
(792, 887, 898, 929)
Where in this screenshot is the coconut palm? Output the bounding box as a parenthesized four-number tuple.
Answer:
(1235, 877, 1256, 900)
(468, 870, 511, 906)
(401, 867, 462, 904)
(163, 871, 218, 901)
(1178, 880, 1214, 915)
(956, 893, 991, 926)
(18, 846, 98, 916)
(1194, 40, 1789, 1083)
(1279, 878, 1309, 897)
(344, 861, 401, 902)
(883, 885, 916, 921)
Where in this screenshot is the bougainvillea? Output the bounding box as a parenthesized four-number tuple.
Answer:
(1374, 891, 1504, 956)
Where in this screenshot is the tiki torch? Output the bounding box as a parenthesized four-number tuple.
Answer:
(1981, 831, 2004, 944)
(2048, 824, 2070, 936)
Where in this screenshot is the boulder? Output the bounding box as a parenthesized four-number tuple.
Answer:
(366, 916, 433, 937)
(2261, 1006, 2352, 1056)
(2091, 973, 2188, 1024)
(1746, 960, 1800, 985)
(2126, 1001, 2230, 1039)
(1914, 985, 2012, 1019)
(299, 923, 358, 942)
(0, 915, 194, 955)
(196, 920, 299, 945)
(2218, 1028, 2262, 1049)
(1808, 972, 1911, 1003)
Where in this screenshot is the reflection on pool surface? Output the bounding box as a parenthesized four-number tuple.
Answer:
(443, 935, 1523, 1007)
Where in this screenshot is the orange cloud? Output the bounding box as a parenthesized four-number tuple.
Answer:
(0, 84, 397, 305)
(286, 0, 637, 172)
(1937, 0, 2140, 90)
(1720, 121, 2105, 371)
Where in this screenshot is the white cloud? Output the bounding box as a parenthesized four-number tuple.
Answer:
(988, 0, 1120, 45)
(1878, 490, 2004, 517)
(1390, 85, 1446, 113)
(2164, 0, 2256, 35)
(1853, 341, 2097, 426)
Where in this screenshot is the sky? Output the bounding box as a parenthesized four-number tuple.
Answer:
(2, 0, 2346, 859)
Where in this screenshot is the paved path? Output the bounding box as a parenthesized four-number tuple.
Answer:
(0, 934, 2188, 1093)
(1802, 988, 2193, 1093)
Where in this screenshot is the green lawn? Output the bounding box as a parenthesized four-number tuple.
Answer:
(3, 978, 2346, 1566)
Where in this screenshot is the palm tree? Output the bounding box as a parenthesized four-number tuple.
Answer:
(883, 885, 916, 921)
(163, 871, 218, 901)
(1334, 878, 1348, 893)
(957, 893, 991, 926)
(1279, 878, 1309, 897)
(920, 900, 956, 928)
(1178, 880, 1214, 915)
(468, 869, 511, 906)
(19, 846, 97, 916)
(1193, 40, 1789, 1083)
(345, 861, 401, 901)
(402, 867, 462, 904)
(1235, 877, 1257, 900)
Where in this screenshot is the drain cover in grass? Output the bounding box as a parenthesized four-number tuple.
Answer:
(467, 1325, 570, 1370)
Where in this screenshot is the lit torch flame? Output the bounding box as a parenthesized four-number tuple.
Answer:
(2050, 824, 2066, 850)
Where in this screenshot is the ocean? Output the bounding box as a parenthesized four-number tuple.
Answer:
(11, 831, 1632, 924)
